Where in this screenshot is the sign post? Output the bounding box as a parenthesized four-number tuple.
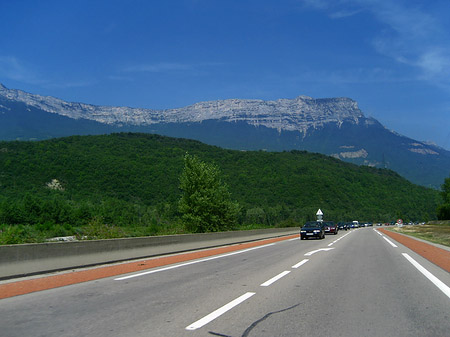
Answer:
(316, 209, 323, 223)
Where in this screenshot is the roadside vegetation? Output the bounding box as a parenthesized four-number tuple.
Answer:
(390, 221, 450, 247)
(437, 176, 450, 220)
(0, 133, 442, 244)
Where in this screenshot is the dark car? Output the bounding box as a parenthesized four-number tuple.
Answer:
(323, 221, 338, 235)
(300, 221, 325, 240)
(337, 222, 348, 231)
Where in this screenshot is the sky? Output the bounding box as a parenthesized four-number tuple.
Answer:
(1, 0, 450, 150)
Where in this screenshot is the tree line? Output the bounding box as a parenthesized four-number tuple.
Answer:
(0, 133, 443, 244)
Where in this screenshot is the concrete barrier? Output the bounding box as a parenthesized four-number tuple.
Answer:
(0, 228, 298, 279)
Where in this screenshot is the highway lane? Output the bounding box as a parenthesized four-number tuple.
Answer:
(203, 228, 450, 337)
(0, 228, 449, 337)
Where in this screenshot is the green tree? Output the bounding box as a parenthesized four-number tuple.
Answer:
(178, 154, 240, 232)
(437, 176, 450, 220)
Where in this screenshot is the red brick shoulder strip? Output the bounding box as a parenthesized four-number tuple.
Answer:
(0, 234, 298, 300)
(379, 228, 450, 273)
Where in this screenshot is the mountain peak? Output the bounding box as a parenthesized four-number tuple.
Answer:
(0, 84, 365, 133)
(295, 95, 313, 100)
(1, 84, 449, 188)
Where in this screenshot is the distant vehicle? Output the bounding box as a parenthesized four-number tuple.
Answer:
(352, 220, 359, 228)
(337, 222, 348, 231)
(323, 221, 338, 235)
(300, 221, 325, 240)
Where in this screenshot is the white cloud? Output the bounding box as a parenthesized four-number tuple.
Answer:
(300, 0, 450, 88)
(0, 56, 41, 84)
(329, 9, 363, 18)
(0, 55, 98, 90)
(119, 61, 226, 79)
(44, 80, 96, 89)
(416, 49, 450, 76)
(123, 62, 193, 73)
(300, 0, 330, 10)
(294, 66, 412, 85)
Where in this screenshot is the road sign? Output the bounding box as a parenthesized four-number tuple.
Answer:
(316, 209, 323, 222)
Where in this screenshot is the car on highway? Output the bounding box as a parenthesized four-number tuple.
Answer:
(323, 221, 338, 235)
(300, 221, 325, 240)
(337, 222, 351, 231)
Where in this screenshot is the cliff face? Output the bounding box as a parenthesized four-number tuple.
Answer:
(0, 84, 363, 133)
(1, 83, 449, 188)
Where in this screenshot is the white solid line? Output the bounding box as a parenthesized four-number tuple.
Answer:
(260, 270, 291, 287)
(402, 253, 450, 299)
(327, 243, 334, 247)
(292, 259, 309, 269)
(115, 243, 276, 281)
(288, 237, 299, 241)
(304, 247, 334, 256)
(185, 292, 256, 330)
(374, 229, 383, 236)
(383, 236, 398, 248)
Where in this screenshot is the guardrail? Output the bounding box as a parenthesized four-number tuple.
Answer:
(0, 228, 299, 280)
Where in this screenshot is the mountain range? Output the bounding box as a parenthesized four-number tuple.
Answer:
(1, 83, 449, 188)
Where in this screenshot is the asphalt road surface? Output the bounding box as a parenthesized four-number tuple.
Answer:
(1, 227, 449, 337)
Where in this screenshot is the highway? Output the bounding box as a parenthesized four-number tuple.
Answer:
(1, 227, 449, 337)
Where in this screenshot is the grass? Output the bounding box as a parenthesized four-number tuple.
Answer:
(0, 221, 294, 245)
(0, 222, 187, 245)
(389, 221, 450, 247)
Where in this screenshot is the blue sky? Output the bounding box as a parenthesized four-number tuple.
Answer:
(1, 0, 449, 149)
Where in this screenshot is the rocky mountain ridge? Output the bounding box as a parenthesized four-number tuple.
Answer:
(0, 83, 366, 135)
(1, 83, 449, 188)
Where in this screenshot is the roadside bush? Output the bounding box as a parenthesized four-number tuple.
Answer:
(244, 207, 266, 226)
(0, 225, 42, 244)
(437, 203, 450, 220)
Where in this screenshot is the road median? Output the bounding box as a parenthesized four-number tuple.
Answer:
(0, 228, 298, 280)
(0, 233, 298, 299)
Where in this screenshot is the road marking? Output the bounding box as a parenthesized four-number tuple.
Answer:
(304, 248, 334, 256)
(374, 229, 383, 236)
(186, 292, 256, 330)
(288, 237, 299, 241)
(115, 243, 276, 281)
(328, 239, 340, 246)
(292, 259, 309, 269)
(328, 231, 353, 246)
(383, 236, 398, 248)
(260, 271, 291, 287)
(402, 253, 450, 299)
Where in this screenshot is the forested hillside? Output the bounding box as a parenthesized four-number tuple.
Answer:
(0, 133, 441, 243)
